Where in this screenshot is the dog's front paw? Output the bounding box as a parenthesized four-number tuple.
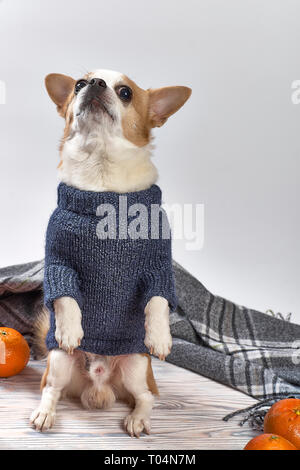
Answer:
(54, 297, 84, 354)
(55, 322, 84, 354)
(30, 408, 56, 432)
(144, 296, 172, 360)
(124, 413, 151, 438)
(144, 329, 172, 360)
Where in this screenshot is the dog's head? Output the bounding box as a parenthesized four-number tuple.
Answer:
(45, 69, 192, 156)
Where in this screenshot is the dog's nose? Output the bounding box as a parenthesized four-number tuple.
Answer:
(89, 78, 107, 89)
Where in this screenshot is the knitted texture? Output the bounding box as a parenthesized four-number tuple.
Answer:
(44, 183, 177, 355)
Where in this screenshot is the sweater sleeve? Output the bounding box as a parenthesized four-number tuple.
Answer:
(141, 237, 177, 312)
(44, 264, 83, 312)
(44, 210, 83, 312)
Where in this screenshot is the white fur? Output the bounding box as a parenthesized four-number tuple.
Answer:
(30, 349, 75, 431)
(54, 296, 84, 354)
(144, 296, 172, 359)
(122, 354, 154, 436)
(30, 351, 154, 437)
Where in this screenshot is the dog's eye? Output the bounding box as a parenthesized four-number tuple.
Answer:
(75, 80, 88, 94)
(117, 86, 132, 102)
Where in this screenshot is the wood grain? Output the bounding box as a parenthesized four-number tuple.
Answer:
(0, 358, 258, 450)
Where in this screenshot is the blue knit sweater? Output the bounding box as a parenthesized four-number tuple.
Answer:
(44, 183, 177, 355)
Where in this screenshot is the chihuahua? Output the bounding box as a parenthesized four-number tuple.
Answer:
(30, 69, 191, 437)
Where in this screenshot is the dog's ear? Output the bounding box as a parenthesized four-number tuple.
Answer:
(45, 73, 76, 116)
(148, 86, 192, 128)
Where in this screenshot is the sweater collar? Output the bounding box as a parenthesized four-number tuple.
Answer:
(57, 183, 162, 215)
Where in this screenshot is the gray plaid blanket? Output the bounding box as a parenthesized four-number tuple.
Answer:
(1, 259, 300, 402)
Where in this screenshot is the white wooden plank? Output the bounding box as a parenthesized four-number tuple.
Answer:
(0, 358, 257, 450)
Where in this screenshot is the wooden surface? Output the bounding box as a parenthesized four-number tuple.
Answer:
(0, 358, 258, 450)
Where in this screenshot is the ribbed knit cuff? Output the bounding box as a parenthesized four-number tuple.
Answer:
(142, 269, 177, 312)
(44, 265, 83, 312)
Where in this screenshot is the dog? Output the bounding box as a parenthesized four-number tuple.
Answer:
(30, 69, 191, 437)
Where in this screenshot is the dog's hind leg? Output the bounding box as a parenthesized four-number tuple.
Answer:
(120, 354, 157, 438)
(30, 349, 75, 431)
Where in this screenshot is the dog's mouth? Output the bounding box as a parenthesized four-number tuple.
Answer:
(77, 95, 115, 122)
(89, 96, 115, 121)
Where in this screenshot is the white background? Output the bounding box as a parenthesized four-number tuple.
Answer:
(0, 0, 299, 321)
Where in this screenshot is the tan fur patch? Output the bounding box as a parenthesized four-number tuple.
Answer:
(59, 96, 75, 159)
(120, 76, 152, 147)
(142, 353, 159, 396)
(40, 352, 51, 391)
(58, 72, 89, 162)
(44, 73, 77, 165)
(33, 306, 50, 359)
